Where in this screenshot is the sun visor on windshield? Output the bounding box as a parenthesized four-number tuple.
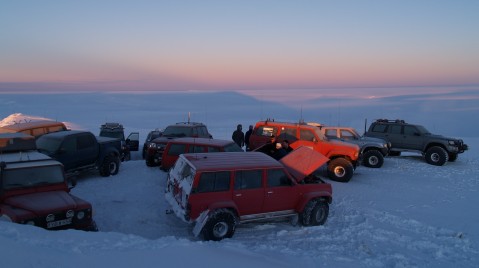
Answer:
(279, 146, 329, 182)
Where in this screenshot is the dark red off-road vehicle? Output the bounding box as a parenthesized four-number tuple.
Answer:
(165, 147, 332, 241)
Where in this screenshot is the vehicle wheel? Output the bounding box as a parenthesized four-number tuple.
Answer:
(300, 199, 329, 226)
(388, 151, 401, 157)
(362, 150, 384, 168)
(425, 146, 448, 166)
(100, 155, 120, 177)
(327, 158, 354, 183)
(448, 153, 458, 162)
(202, 209, 236, 241)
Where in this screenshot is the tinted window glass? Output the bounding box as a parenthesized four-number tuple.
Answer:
(234, 170, 263, 190)
(31, 128, 45, 136)
(299, 129, 316, 142)
(340, 130, 355, 140)
(197, 171, 231, 193)
(62, 137, 76, 152)
(49, 125, 66, 132)
(222, 143, 243, 152)
(372, 124, 387, 133)
(188, 145, 205, 153)
(325, 129, 337, 138)
(208, 146, 220, 152)
(77, 134, 95, 150)
(279, 127, 297, 141)
(390, 125, 402, 134)
(267, 169, 291, 187)
(403, 126, 417, 135)
(168, 143, 187, 155)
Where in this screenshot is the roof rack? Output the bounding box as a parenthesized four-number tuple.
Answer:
(375, 119, 406, 124)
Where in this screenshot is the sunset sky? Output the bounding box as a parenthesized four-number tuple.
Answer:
(1, 1, 478, 99)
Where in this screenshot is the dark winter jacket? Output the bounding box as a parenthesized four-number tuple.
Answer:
(232, 125, 245, 147)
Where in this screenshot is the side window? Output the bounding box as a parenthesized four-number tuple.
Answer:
(255, 126, 277, 137)
(267, 169, 291, 187)
(208, 146, 220, 152)
(403, 126, 417, 136)
(278, 127, 297, 141)
(371, 124, 387, 133)
(197, 171, 231, 193)
(390, 125, 402, 134)
(77, 134, 95, 150)
(61, 136, 77, 153)
(169, 143, 187, 156)
(300, 129, 316, 142)
(192, 128, 198, 137)
(234, 170, 263, 190)
(340, 130, 355, 140)
(325, 129, 337, 139)
(199, 127, 208, 137)
(188, 145, 206, 153)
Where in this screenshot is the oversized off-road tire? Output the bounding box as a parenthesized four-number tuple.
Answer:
(327, 158, 354, 183)
(300, 199, 329, 226)
(448, 153, 458, 162)
(362, 149, 384, 168)
(202, 209, 236, 241)
(425, 146, 448, 166)
(99, 155, 120, 177)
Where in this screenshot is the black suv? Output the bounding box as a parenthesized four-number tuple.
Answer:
(142, 129, 163, 159)
(145, 122, 212, 166)
(364, 119, 468, 166)
(99, 123, 139, 161)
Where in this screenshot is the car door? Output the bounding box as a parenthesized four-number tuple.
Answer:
(262, 168, 297, 213)
(232, 169, 265, 216)
(75, 133, 98, 167)
(385, 125, 404, 148)
(401, 125, 424, 150)
(126, 132, 139, 151)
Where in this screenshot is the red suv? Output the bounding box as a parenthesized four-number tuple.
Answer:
(160, 137, 243, 171)
(165, 147, 332, 241)
(248, 120, 360, 182)
(145, 122, 212, 167)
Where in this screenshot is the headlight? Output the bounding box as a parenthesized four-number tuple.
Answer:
(448, 140, 456, 145)
(149, 143, 157, 149)
(77, 211, 85, 220)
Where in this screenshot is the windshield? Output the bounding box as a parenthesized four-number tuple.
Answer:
(1, 165, 65, 190)
(162, 126, 192, 137)
(99, 131, 125, 140)
(223, 143, 243, 152)
(36, 136, 62, 154)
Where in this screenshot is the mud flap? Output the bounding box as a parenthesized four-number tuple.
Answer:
(192, 210, 210, 237)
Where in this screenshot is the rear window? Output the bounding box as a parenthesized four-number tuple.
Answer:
(196, 171, 231, 193)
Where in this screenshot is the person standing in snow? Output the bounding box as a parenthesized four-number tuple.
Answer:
(232, 124, 245, 149)
(244, 125, 254, 151)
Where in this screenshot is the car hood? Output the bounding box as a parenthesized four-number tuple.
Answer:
(279, 146, 329, 183)
(359, 136, 387, 144)
(4, 191, 78, 215)
(152, 137, 176, 144)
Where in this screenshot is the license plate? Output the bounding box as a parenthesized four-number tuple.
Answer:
(47, 218, 72, 228)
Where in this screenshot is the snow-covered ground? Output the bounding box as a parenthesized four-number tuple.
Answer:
(0, 92, 478, 267)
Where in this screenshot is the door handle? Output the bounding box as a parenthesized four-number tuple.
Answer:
(235, 194, 242, 197)
(267, 191, 273, 194)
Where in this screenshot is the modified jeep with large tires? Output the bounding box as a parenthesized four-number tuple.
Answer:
(36, 130, 122, 177)
(165, 147, 332, 241)
(318, 125, 390, 168)
(0, 133, 97, 231)
(364, 119, 468, 166)
(248, 120, 360, 183)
